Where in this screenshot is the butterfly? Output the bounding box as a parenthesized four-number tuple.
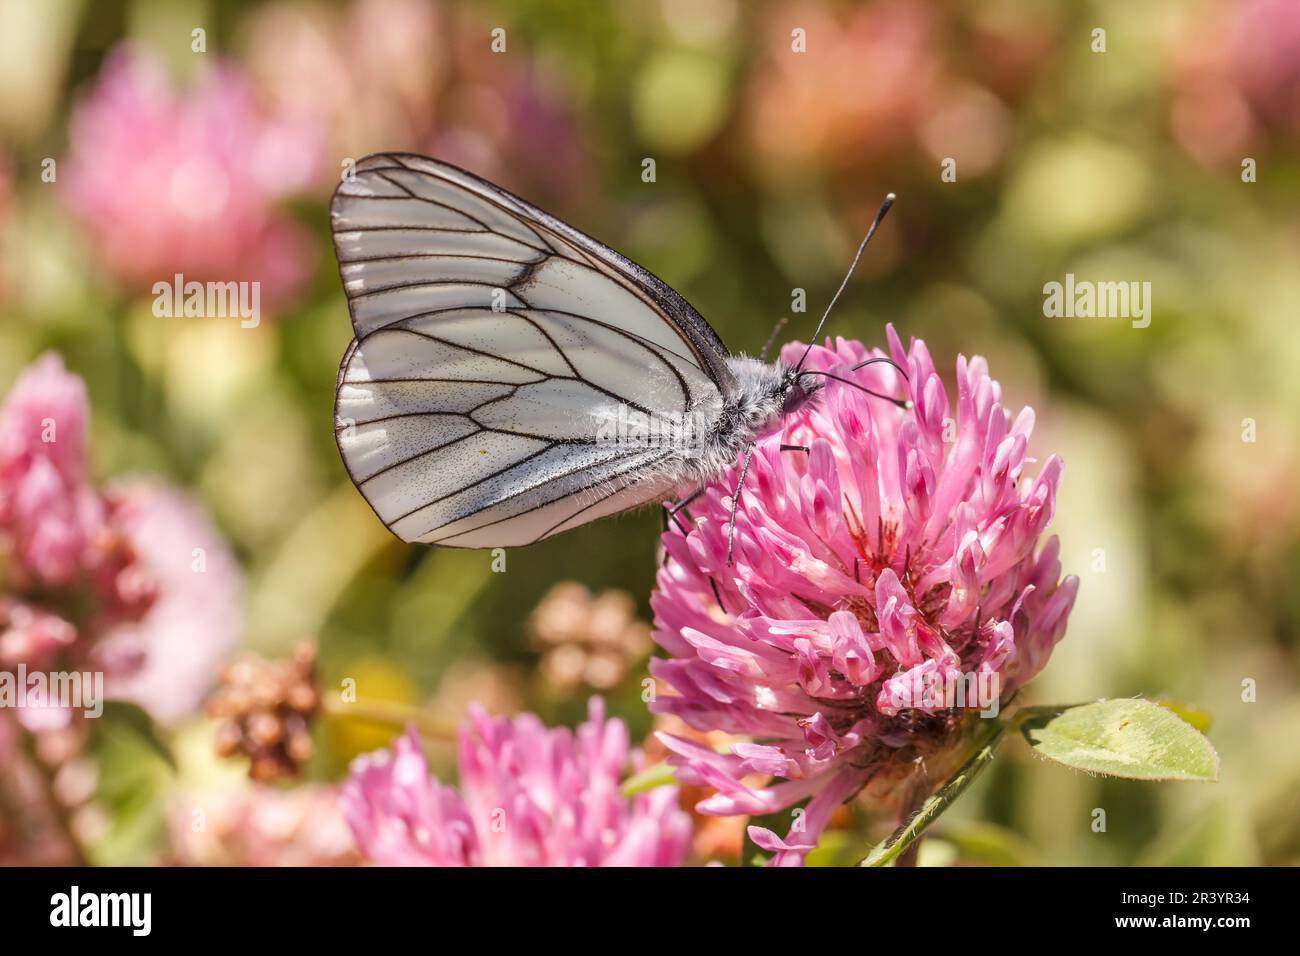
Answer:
(331, 153, 903, 560)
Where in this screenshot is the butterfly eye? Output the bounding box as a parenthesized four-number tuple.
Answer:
(780, 381, 810, 415)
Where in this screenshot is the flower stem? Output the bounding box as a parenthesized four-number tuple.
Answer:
(621, 759, 678, 797)
(860, 718, 1008, 867)
(894, 773, 930, 867)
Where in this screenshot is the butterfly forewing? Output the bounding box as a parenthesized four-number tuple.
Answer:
(332, 153, 731, 547)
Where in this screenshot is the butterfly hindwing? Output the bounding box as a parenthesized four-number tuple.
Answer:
(332, 153, 731, 547)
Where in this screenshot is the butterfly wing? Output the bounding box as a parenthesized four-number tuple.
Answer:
(332, 153, 733, 548)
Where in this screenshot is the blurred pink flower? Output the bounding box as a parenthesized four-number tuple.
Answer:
(63, 45, 319, 304)
(0, 353, 100, 587)
(240, 0, 444, 162)
(1228, 0, 1300, 128)
(0, 602, 77, 674)
(746, 1, 942, 172)
(1169, 0, 1300, 165)
(744, 2, 1039, 185)
(650, 328, 1077, 865)
(95, 481, 242, 724)
(240, 0, 587, 201)
(169, 785, 358, 867)
(0, 353, 240, 728)
(342, 699, 692, 866)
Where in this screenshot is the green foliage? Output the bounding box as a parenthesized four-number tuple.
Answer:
(861, 721, 1007, 867)
(1018, 699, 1219, 782)
(88, 708, 175, 866)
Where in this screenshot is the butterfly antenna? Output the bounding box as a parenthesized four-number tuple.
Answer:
(805, 356, 911, 407)
(758, 316, 789, 363)
(804, 369, 910, 410)
(794, 192, 897, 374)
(850, 356, 908, 376)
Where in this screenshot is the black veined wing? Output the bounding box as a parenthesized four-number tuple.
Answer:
(332, 153, 735, 548)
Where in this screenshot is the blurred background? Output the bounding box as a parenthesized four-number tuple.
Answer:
(0, 0, 1297, 866)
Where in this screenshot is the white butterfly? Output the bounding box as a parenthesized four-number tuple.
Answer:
(332, 153, 902, 556)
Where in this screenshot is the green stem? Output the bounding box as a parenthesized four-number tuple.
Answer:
(620, 759, 678, 797)
(619, 739, 741, 798)
(893, 773, 930, 867)
(859, 718, 1008, 867)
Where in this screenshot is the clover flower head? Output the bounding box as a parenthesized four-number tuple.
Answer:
(651, 326, 1078, 865)
(64, 44, 319, 303)
(0, 354, 240, 728)
(342, 698, 691, 867)
(0, 353, 98, 587)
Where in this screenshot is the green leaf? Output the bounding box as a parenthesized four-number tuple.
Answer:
(88, 716, 174, 865)
(1018, 698, 1219, 782)
(99, 701, 177, 770)
(860, 720, 1007, 867)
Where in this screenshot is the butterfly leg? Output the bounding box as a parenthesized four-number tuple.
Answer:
(661, 486, 705, 539)
(660, 488, 731, 615)
(666, 486, 705, 526)
(659, 486, 706, 571)
(725, 444, 756, 567)
(708, 577, 728, 616)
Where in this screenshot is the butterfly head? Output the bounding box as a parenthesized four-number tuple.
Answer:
(724, 357, 822, 436)
(778, 367, 822, 416)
